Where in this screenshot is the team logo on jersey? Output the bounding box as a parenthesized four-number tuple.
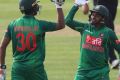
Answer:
(86, 35, 103, 46)
(83, 35, 104, 52)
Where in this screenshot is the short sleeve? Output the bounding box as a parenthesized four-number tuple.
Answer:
(4, 22, 13, 39)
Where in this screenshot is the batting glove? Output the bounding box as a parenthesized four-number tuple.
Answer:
(0, 69, 6, 80)
(74, 0, 88, 6)
(51, 0, 65, 8)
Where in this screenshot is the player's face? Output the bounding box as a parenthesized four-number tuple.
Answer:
(90, 12, 103, 26)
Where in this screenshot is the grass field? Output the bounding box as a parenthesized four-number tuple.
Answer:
(0, 0, 120, 80)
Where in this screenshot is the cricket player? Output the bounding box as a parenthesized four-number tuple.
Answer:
(65, 0, 120, 80)
(82, 0, 119, 69)
(0, 0, 65, 80)
(93, 0, 119, 69)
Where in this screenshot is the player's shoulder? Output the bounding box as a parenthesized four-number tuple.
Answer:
(8, 17, 24, 28)
(8, 20, 16, 27)
(37, 19, 53, 25)
(103, 26, 113, 32)
(37, 19, 48, 23)
(103, 26, 115, 36)
(10, 17, 22, 24)
(14, 16, 25, 22)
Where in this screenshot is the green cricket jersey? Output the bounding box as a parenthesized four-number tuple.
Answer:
(5, 15, 57, 63)
(65, 5, 120, 74)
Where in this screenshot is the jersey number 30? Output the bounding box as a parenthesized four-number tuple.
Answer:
(16, 32, 37, 52)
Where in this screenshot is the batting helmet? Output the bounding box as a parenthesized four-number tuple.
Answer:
(19, 0, 39, 15)
(90, 5, 109, 18)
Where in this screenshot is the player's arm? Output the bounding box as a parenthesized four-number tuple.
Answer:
(109, 30, 120, 53)
(52, 0, 65, 30)
(65, 0, 88, 32)
(0, 22, 12, 79)
(0, 22, 12, 66)
(109, 31, 120, 79)
(0, 34, 11, 80)
(56, 7, 65, 30)
(0, 35, 10, 65)
(41, 0, 65, 32)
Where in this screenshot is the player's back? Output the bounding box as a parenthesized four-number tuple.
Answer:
(8, 15, 45, 63)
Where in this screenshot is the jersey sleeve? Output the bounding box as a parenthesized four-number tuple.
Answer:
(109, 30, 120, 54)
(4, 21, 13, 39)
(65, 5, 87, 33)
(39, 20, 57, 32)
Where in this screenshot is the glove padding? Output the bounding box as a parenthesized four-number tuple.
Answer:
(0, 69, 6, 80)
(75, 0, 88, 6)
(51, 0, 65, 6)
